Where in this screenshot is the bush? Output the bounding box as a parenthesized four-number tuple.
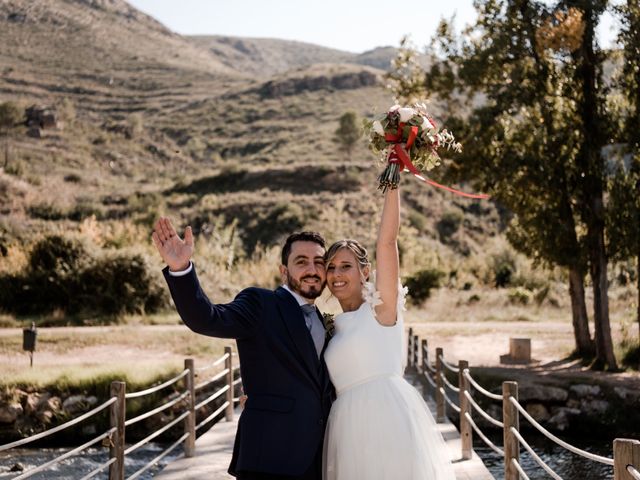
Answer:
(0, 235, 167, 317)
(507, 287, 533, 305)
(77, 252, 167, 315)
(436, 209, 463, 240)
(27, 203, 66, 220)
(491, 250, 517, 287)
(29, 235, 88, 274)
(404, 269, 445, 305)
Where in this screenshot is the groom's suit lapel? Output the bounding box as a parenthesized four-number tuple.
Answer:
(275, 287, 321, 386)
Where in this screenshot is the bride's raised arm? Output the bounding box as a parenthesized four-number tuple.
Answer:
(374, 187, 400, 326)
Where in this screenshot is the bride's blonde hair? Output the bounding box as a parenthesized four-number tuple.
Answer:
(325, 239, 371, 282)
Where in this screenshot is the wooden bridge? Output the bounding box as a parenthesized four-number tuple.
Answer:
(1, 333, 640, 480)
(155, 375, 494, 480)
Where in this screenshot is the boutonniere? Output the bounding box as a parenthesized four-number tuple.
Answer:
(322, 313, 335, 339)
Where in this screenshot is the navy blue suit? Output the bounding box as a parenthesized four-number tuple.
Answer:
(163, 266, 334, 478)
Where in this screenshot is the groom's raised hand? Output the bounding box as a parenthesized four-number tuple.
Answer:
(152, 217, 194, 271)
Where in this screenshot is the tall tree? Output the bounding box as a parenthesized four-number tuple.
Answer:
(608, 0, 640, 340)
(419, 1, 596, 356)
(567, 0, 617, 369)
(334, 111, 360, 160)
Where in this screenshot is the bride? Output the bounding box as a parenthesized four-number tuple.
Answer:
(322, 185, 456, 479)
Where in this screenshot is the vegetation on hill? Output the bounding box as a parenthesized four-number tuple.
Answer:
(0, 0, 636, 372)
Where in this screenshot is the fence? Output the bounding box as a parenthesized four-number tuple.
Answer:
(0, 346, 241, 480)
(407, 327, 640, 480)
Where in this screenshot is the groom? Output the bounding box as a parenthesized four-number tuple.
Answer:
(152, 217, 334, 480)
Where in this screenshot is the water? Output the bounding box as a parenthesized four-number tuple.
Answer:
(476, 433, 614, 480)
(0, 444, 180, 479)
(0, 433, 615, 479)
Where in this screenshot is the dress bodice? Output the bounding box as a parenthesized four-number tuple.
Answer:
(324, 280, 407, 395)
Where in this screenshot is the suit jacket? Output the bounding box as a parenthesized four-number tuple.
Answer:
(163, 266, 334, 476)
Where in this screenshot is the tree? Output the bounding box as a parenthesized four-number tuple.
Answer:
(567, 0, 617, 369)
(419, 1, 596, 358)
(334, 111, 360, 159)
(608, 0, 640, 341)
(0, 101, 23, 169)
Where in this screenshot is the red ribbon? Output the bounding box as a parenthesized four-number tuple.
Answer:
(384, 123, 490, 200)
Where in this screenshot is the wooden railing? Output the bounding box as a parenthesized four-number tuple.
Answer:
(0, 346, 241, 480)
(407, 328, 640, 480)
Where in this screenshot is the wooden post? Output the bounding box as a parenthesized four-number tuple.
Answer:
(435, 347, 445, 423)
(458, 360, 472, 460)
(407, 327, 414, 368)
(413, 334, 419, 368)
(109, 381, 125, 480)
(184, 358, 196, 457)
(421, 339, 428, 373)
(224, 346, 234, 421)
(503, 381, 519, 480)
(614, 438, 640, 480)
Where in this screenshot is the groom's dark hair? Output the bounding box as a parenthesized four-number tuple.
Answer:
(281, 232, 326, 266)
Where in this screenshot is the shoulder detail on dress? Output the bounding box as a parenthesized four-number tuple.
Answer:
(363, 271, 408, 311)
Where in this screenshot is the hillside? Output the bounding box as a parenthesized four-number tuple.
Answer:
(0, 0, 509, 309)
(190, 36, 428, 77)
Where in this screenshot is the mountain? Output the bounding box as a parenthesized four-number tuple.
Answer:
(0, 0, 503, 303)
(189, 36, 428, 77)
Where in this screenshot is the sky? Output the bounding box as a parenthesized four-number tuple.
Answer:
(128, 0, 621, 54)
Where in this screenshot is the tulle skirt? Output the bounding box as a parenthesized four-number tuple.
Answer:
(323, 374, 456, 480)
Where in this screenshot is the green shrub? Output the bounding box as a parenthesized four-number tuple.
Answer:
(29, 235, 88, 274)
(243, 203, 306, 251)
(507, 287, 533, 305)
(436, 209, 463, 240)
(0, 236, 167, 317)
(27, 203, 66, 220)
(491, 250, 517, 287)
(77, 252, 167, 315)
(404, 269, 445, 305)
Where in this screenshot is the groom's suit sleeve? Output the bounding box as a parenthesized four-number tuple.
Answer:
(163, 265, 260, 339)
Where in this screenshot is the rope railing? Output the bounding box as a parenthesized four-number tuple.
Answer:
(463, 369, 503, 401)
(511, 458, 531, 480)
(438, 354, 460, 373)
(0, 397, 116, 452)
(510, 426, 563, 480)
(195, 385, 230, 410)
(416, 336, 639, 480)
(195, 368, 230, 391)
(423, 369, 437, 388)
(12, 429, 115, 480)
(464, 412, 505, 457)
(463, 390, 504, 428)
(125, 369, 189, 399)
(0, 347, 242, 480)
(195, 352, 230, 372)
(628, 465, 640, 480)
(78, 458, 117, 480)
(125, 391, 190, 427)
(127, 432, 190, 480)
(441, 374, 460, 393)
(509, 396, 615, 466)
(439, 387, 461, 413)
(196, 401, 230, 431)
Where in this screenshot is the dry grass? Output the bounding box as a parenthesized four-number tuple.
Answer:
(0, 324, 230, 389)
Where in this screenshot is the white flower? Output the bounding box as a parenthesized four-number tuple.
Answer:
(363, 281, 383, 307)
(421, 116, 434, 131)
(372, 120, 384, 136)
(388, 104, 401, 113)
(398, 107, 416, 123)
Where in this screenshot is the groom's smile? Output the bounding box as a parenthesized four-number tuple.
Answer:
(280, 240, 327, 300)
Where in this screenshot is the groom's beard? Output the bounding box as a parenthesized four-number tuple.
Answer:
(287, 272, 325, 300)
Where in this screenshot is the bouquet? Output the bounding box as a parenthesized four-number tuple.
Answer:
(364, 103, 462, 193)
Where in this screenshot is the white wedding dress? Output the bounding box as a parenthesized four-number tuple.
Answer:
(323, 280, 456, 480)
